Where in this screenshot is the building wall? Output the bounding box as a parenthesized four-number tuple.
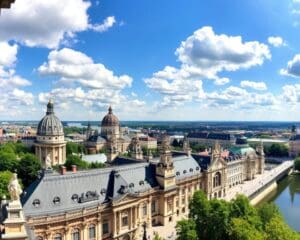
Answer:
(289, 140, 300, 157)
(25, 151, 264, 240)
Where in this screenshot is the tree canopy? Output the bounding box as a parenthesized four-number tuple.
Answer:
(176, 190, 300, 240)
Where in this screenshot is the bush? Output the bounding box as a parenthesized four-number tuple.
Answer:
(294, 157, 300, 171)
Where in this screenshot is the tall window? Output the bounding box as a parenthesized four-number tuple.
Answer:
(89, 225, 96, 240)
(72, 229, 80, 240)
(213, 172, 221, 187)
(102, 221, 109, 235)
(142, 204, 147, 216)
(54, 234, 62, 240)
(122, 214, 129, 227)
(151, 200, 156, 214)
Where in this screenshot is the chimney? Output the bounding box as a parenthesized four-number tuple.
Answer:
(60, 166, 66, 175)
(72, 165, 77, 173)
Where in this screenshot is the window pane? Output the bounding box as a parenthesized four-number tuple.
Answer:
(89, 226, 95, 239)
(102, 222, 109, 235)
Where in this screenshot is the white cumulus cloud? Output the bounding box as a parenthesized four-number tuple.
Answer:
(280, 54, 300, 77)
(240, 80, 267, 91)
(268, 36, 284, 47)
(90, 16, 116, 32)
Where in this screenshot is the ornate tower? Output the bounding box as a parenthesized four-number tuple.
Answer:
(1, 173, 28, 240)
(35, 100, 66, 167)
(106, 134, 119, 163)
(156, 136, 176, 189)
(130, 135, 143, 160)
(211, 141, 221, 163)
(183, 135, 191, 156)
(256, 141, 265, 174)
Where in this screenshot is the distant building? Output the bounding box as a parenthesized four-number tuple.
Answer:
(34, 100, 67, 167)
(139, 136, 157, 149)
(289, 135, 300, 158)
(85, 106, 131, 155)
(187, 132, 236, 149)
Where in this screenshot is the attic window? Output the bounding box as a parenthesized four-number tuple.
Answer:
(100, 188, 106, 195)
(183, 170, 187, 174)
(129, 183, 134, 188)
(71, 194, 79, 202)
(196, 167, 200, 171)
(53, 196, 61, 205)
(32, 199, 40, 207)
(176, 171, 180, 176)
(189, 168, 193, 172)
(139, 180, 144, 186)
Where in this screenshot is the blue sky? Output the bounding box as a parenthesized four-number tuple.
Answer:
(1, 0, 300, 121)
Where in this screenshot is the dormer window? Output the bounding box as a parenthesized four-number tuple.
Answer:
(71, 194, 79, 202)
(189, 168, 193, 172)
(176, 171, 180, 176)
(139, 180, 144, 185)
(129, 183, 134, 188)
(32, 199, 40, 207)
(53, 196, 61, 205)
(196, 167, 200, 171)
(183, 170, 187, 174)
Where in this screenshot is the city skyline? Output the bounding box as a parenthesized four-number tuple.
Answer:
(1, 0, 300, 121)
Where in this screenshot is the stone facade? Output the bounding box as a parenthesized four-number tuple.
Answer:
(289, 134, 300, 157)
(34, 101, 66, 167)
(19, 137, 264, 240)
(85, 107, 131, 155)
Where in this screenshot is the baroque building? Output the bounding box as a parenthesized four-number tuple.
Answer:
(85, 106, 131, 155)
(16, 134, 264, 240)
(34, 100, 66, 167)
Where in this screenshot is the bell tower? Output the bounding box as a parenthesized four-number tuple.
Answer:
(107, 134, 119, 163)
(156, 136, 176, 189)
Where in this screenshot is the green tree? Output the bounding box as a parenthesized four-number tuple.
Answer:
(0, 151, 19, 172)
(65, 155, 88, 170)
(89, 162, 105, 169)
(265, 216, 300, 240)
(0, 171, 13, 199)
(176, 219, 197, 240)
(257, 202, 280, 228)
(189, 190, 210, 239)
(228, 218, 265, 240)
(66, 142, 80, 155)
(265, 143, 288, 157)
(190, 143, 206, 153)
(206, 199, 231, 240)
(17, 153, 41, 188)
(294, 157, 300, 171)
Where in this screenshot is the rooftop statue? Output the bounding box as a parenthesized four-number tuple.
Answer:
(8, 173, 22, 201)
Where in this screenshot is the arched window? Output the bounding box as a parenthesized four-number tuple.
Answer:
(72, 228, 80, 240)
(89, 225, 96, 240)
(213, 172, 221, 187)
(54, 233, 62, 240)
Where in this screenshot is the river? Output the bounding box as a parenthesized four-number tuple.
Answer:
(260, 174, 300, 232)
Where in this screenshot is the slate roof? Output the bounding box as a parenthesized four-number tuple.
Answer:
(22, 153, 203, 218)
(87, 135, 107, 143)
(187, 132, 235, 141)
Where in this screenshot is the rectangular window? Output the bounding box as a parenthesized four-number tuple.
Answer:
(181, 196, 185, 204)
(122, 215, 128, 227)
(151, 201, 156, 213)
(143, 204, 147, 216)
(102, 221, 109, 235)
